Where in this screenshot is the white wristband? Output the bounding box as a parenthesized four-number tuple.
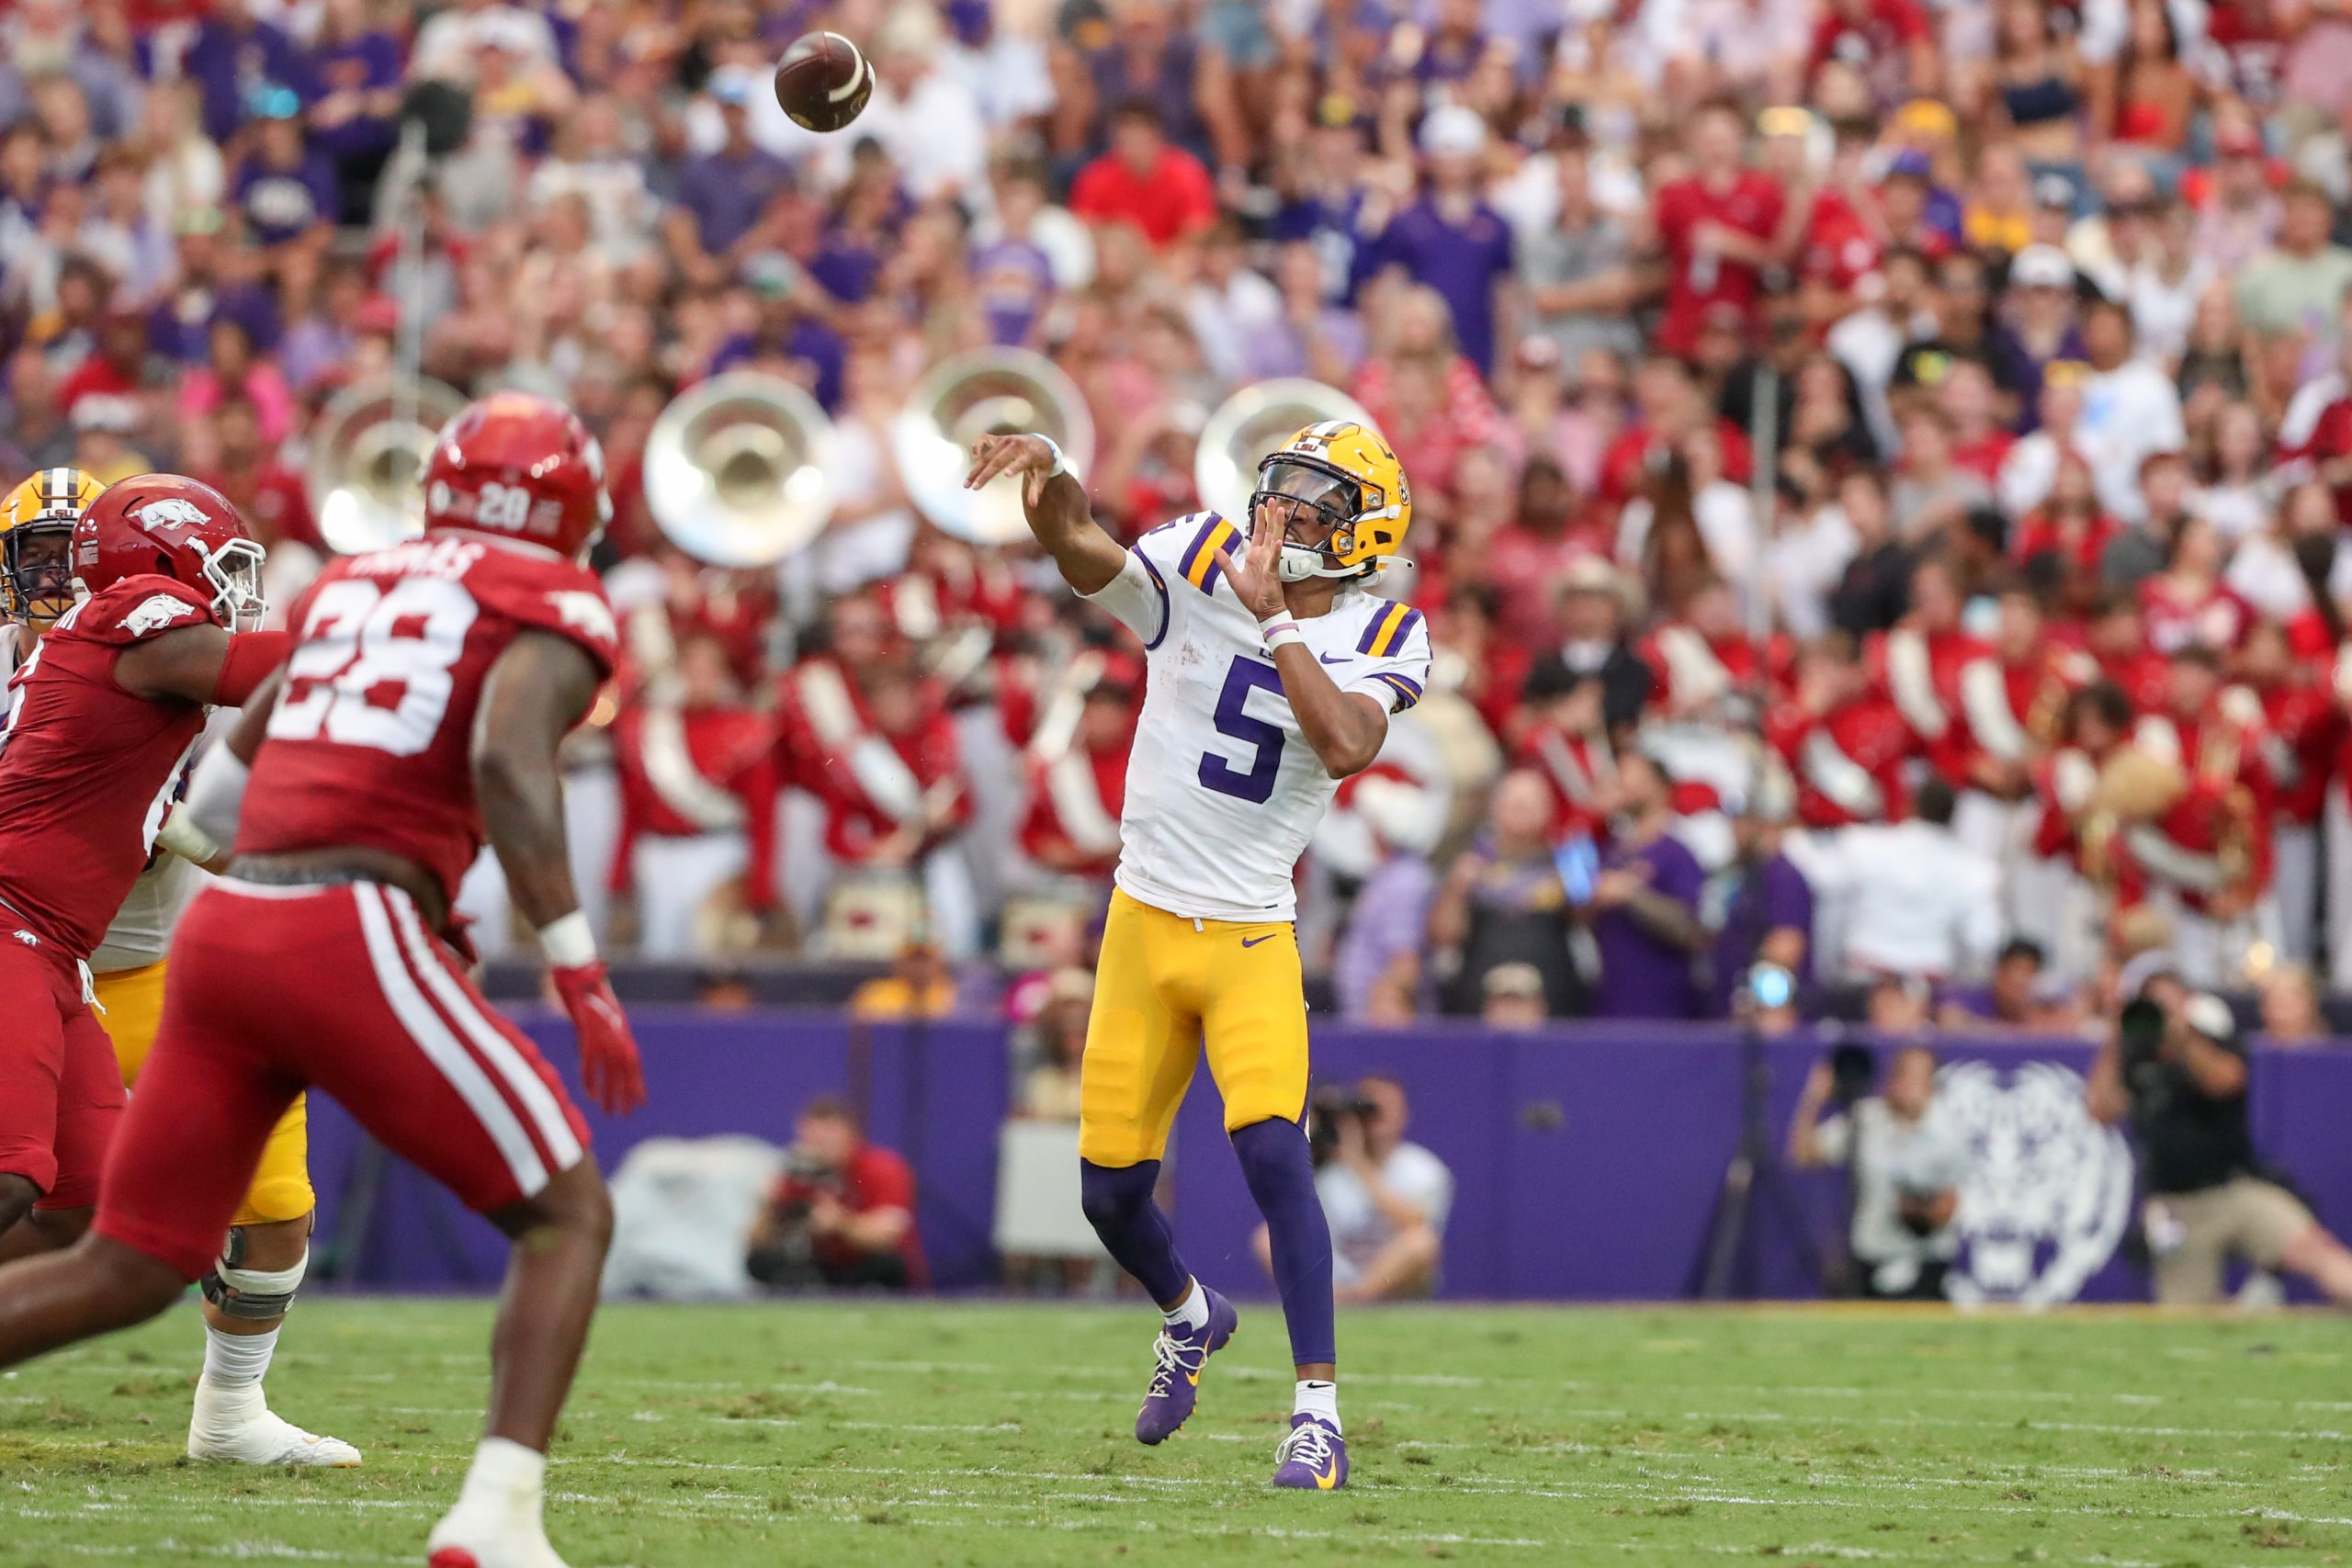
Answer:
(538, 911, 597, 969)
(1259, 613, 1305, 653)
(1035, 435, 1067, 478)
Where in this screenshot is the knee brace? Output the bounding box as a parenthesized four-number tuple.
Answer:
(198, 1229, 307, 1322)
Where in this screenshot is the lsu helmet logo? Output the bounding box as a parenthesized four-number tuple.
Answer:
(133, 499, 211, 533)
(120, 592, 198, 637)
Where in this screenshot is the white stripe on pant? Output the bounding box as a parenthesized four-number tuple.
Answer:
(383, 887, 583, 1175)
(352, 882, 551, 1198)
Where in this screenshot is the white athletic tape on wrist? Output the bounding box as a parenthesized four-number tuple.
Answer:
(1259, 615, 1305, 653)
(184, 745, 249, 849)
(1035, 435, 1067, 478)
(156, 810, 220, 867)
(538, 910, 597, 969)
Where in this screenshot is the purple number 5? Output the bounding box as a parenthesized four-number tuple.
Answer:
(1197, 657, 1286, 803)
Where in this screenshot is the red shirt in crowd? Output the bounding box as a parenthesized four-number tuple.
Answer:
(56, 355, 140, 422)
(765, 1143, 927, 1287)
(1800, 189, 1883, 291)
(1951, 429, 2015, 483)
(1652, 170, 1786, 355)
(1069, 144, 1216, 247)
(1809, 0, 1933, 93)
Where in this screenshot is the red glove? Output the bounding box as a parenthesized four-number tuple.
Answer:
(550, 961, 646, 1115)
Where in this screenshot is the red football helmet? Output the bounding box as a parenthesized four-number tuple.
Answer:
(73, 474, 267, 632)
(423, 391, 610, 561)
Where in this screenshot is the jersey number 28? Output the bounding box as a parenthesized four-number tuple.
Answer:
(268, 577, 479, 756)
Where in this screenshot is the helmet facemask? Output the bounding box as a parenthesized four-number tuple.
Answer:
(1250, 457, 1368, 583)
(193, 537, 268, 633)
(4, 520, 77, 629)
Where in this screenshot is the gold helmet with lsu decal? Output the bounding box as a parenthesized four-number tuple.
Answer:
(0, 468, 105, 627)
(1249, 420, 1411, 582)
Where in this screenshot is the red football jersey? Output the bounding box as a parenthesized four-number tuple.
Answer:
(0, 577, 220, 956)
(238, 536, 618, 905)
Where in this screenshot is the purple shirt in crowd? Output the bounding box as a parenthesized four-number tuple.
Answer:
(305, 33, 405, 161)
(146, 283, 281, 363)
(1366, 197, 1514, 373)
(675, 145, 796, 255)
(1707, 852, 1815, 1017)
(181, 17, 313, 144)
(1334, 853, 1437, 1020)
(1592, 830, 1706, 1021)
(233, 152, 337, 247)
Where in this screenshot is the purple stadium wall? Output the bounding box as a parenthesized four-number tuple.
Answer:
(303, 1012, 2352, 1303)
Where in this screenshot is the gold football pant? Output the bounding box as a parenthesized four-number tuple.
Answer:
(1078, 888, 1310, 1168)
(96, 960, 315, 1227)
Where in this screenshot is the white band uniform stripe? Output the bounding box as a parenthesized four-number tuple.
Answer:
(352, 883, 550, 1198)
(385, 888, 583, 1178)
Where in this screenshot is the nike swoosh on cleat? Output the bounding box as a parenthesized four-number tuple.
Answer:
(1315, 1469, 1339, 1490)
(1241, 934, 1275, 948)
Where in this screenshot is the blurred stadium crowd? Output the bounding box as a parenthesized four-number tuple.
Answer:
(19, 0, 2352, 1032)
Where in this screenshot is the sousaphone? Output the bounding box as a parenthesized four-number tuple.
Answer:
(1193, 378, 1377, 525)
(893, 349, 1093, 544)
(307, 375, 469, 553)
(645, 372, 837, 567)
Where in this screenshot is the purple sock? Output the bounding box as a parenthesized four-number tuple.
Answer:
(1079, 1158, 1191, 1306)
(1230, 1118, 1335, 1368)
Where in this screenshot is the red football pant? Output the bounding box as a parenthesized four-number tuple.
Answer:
(0, 931, 121, 1210)
(96, 879, 590, 1280)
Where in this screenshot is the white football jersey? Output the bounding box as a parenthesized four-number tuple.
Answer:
(91, 851, 198, 976)
(1082, 512, 1435, 922)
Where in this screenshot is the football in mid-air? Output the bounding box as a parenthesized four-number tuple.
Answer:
(774, 31, 872, 132)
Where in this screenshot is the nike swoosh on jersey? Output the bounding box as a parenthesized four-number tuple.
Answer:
(1241, 934, 1276, 948)
(1319, 653, 1351, 666)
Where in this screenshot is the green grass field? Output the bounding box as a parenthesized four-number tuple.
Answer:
(3, 1298, 2349, 1567)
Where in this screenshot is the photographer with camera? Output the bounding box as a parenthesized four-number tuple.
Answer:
(1790, 1043, 1968, 1300)
(1255, 1076, 1453, 1303)
(745, 1099, 926, 1292)
(2089, 958, 2352, 1305)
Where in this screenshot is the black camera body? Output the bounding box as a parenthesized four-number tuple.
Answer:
(2118, 996, 2168, 1074)
(1826, 1042, 1878, 1109)
(1306, 1089, 1378, 1167)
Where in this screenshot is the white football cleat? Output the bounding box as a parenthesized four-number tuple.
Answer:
(187, 1385, 362, 1467)
(425, 1512, 571, 1568)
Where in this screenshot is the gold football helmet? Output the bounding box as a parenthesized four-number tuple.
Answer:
(1250, 420, 1411, 581)
(0, 467, 105, 626)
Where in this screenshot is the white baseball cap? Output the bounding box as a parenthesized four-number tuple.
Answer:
(1419, 105, 1488, 160)
(2009, 244, 2075, 291)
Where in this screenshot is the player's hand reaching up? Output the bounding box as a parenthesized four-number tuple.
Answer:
(964, 434, 1057, 509)
(551, 960, 647, 1115)
(1213, 513, 1287, 622)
